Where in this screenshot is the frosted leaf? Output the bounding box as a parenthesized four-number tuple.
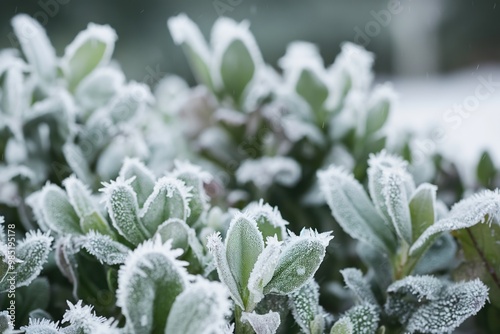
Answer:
(118, 157, 155, 208)
(225, 212, 264, 308)
(2, 67, 24, 117)
(328, 42, 374, 93)
(288, 279, 324, 334)
(236, 156, 301, 191)
(79, 231, 129, 265)
(21, 318, 60, 334)
(364, 83, 395, 135)
(318, 165, 396, 253)
(330, 317, 353, 334)
(207, 232, 244, 308)
(75, 66, 125, 111)
(410, 189, 500, 255)
(171, 160, 212, 226)
(140, 176, 192, 235)
(385, 276, 488, 333)
(106, 82, 153, 124)
(210, 17, 263, 99)
(241, 311, 281, 334)
(247, 236, 282, 309)
(279, 42, 328, 113)
(165, 278, 232, 334)
(280, 114, 324, 145)
(0, 311, 13, 333)
(343, 304, 379, 334)
(38, 184, 81, 235)
(64, 177, 113, 236)
(340, 268, 377, 306)
(9, 230, 52, 289)
(382, 167, 413, 244)
(100, 178, 148, 245)
(62, 300, 118, 334)
(11, 14, 57, 83)
(167, 14, 213, 88)
(62, 22, 117, 90)
(245, 200, 288, 240)
(116, 237, 189, 334)
(264, 229, 333, 295)
(414, 233, 457, 275)
(62, 143, 94, 188)
(155, 218, 190, 251)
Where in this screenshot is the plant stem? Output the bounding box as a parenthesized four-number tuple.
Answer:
(234, 306, 254, 334)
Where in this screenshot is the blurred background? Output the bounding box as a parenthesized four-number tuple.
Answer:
(1, 0, 499, 178)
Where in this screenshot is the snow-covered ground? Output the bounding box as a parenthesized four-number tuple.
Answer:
(386, 65, 500, 185)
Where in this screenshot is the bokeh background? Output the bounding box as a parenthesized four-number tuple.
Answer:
(1, 0, 499, 179)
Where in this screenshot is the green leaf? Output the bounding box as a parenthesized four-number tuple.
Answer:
(219, 39, 255, 101)
(413, 233, 457, 275)
(155, 218, 190, 251)
(318, 166, 396, 254)
(411, 190, 500, 256)
(171, 161, 211, 226)
(245, 200, 288, 241)
(477, 151, 497, 187)
(62, 23, 117, 90)
(165, 279, 231, 334)
(330, 317, 353, 334)
(22, 319, 60, 334)
(455, 221, 500, 307)
(75, 66, 125, 111)
(409, 183, 436, 243)
(39, 184, 81, 235)
(167, 14, 214, 89)
(119, 158, 155, 208)
(365, 84, 394, 135)
(62, 143, 95, 188)
(101, 178, 149, 246)
(295, 68, 329, 112)
(79, 231, 129, 265)
(344, 304, 379, 334)
(241, 311, 281, 334)
(264, 229, 332, 295)
(140, 177, 191, 235)
(225, 213, 264, 307)
(11, 14, 57, 83)
(2, 67, 24, 116)
(116, 237, 188, 334)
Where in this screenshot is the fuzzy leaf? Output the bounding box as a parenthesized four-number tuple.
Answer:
(11, 14, 57, 83)
(225, 213, 264, 307)
(207, 232, 244, 308)
(288, 279, 323, 334)
(80, 231, 129, 265)
(344, 304, 379, 334)
(119, 158, 155, 208)
(318, 166, 396, 253)
(22, 318, 60, 334)
(365, 84, 394, 135)
(383, 168, 413, 244)
(2, 67, 24, 116)
(330, 317, 353, 334)
(165, 279, 231, 334)
(75, 66, 125, 110)
(241, 311, 281, 334)
(245, 200, 288, 241)
(39, 184, 81, 235)
(385, 276, 488, 333)
(413, 233, 457, 275)
(140, 177, 191, 235)
(0, 311, 13, 333)
(62, 300, 118, 334)
(62, 23, 117, 90)
(247, 237, 282, 309)
(117, 237, 188, 334)
(63, 176, 113, 236)
(62, 143, 94, 188)
(11, 231, 52, 289)
(340, 268, 377, 305)
(264, 229, 332, 295)
(155, 218, 189, 251)
(295, 68, 329, 112)
(411, 190, 500, 256)
(171, 161, 211, 226)
(101, 178, 149, 246)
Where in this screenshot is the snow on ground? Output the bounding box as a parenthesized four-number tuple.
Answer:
(385, 65, 500, 185)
